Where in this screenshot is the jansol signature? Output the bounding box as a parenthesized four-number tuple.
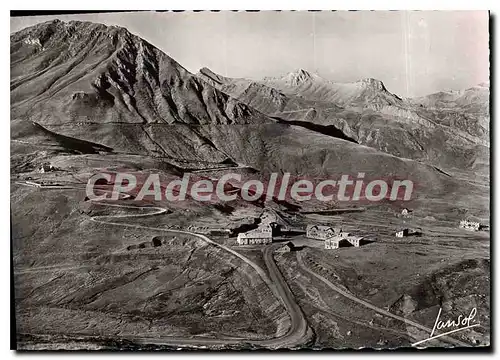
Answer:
(412, 307, 480, 346)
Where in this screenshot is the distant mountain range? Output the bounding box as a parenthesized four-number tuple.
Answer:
(198, 67, 489, 171)
(10, 20, 489, 201)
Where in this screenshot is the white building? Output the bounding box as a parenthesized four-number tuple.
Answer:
(275, 242, 294, 253)
(459, 220, 481, 231)
(237, 224, 273, 245)
(325, 234, 364, 248)
(395, 228, 421, 237)
(396, 229, 409, 238)
(307, 224, 366, 249)
(325, 237, 351, 249)
(345, 235, 364, 247)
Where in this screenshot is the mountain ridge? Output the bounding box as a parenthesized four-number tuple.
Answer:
(197, 66, 489, 171)
(11, 20, 273, 127)
(10, 20, 486, 191)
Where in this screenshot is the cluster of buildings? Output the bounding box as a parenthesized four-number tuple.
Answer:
(306, 225, 365, 249)
(233, 206, 487, 251)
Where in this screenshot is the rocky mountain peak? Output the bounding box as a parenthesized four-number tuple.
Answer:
(284, 68, 315, 86)
(357, 78, 387, 91)
(11, 19, 275, 128)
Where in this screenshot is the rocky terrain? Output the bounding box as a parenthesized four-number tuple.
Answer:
(198, 67, 489, 171)
(11, 19, 490, 350)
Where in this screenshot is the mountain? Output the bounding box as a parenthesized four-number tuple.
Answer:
(410, 83, 490, 141)
(198, 67, 323, 115)
(10, 20, 478, 201)
(198, 68, 489, 171)
(11, 20, 278, 164)
(11, 20, 271, 127)
(412, 82, 490, 108)
(10, 19, 490, 350)
(263, 69, 404, 109)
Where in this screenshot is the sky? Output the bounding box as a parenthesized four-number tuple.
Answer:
(11, 11, 490, 98)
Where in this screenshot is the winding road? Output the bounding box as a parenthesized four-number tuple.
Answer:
(14, 180, 311, 349)
(296, 251, 470, 347)
(88, 212, 311, 349)
(15, 179, 471, 348)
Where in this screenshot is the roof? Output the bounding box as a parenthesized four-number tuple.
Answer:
(239, 224, 273, 238)
(279, 241, 294, 249)
(238, 232, 272, 239)
(325, 237, 351, 244)
(307, 225, 341, 232)
(461, 219, 480, 224)
(345, 235, 364, 241)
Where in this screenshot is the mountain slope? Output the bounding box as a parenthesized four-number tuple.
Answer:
(10, 20, 481, 204)
(410, 83, 490, 141)
(10, 20, 490, 350)
(11, 20, 271, 126)
(198, 68, 489, 171)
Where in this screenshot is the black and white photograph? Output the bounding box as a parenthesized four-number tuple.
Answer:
(9, 10, 490, 351)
